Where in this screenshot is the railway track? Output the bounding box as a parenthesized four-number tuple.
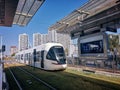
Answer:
(8, 67, 22, 90)
(4, 61, 120, 90)
(5, 62, 57, 90)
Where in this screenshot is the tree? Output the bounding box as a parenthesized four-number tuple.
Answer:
(108, 35, 119, 51)
(65, 48, 68, 56)
(11, 53, 15, 57)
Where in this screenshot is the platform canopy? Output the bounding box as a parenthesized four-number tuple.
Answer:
(49, 0, 120, 38)
(0, 0, 19, 27)
(13, 0, 45, 26)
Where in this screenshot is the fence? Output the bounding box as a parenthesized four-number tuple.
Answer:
(67, 56, 120, 73)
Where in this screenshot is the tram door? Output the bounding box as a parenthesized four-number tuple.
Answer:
(41, 50, 44, 68)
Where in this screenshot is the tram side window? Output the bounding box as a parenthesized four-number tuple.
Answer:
(21, 54, 23, 60)
(18, 55, 20, 60)
(15, 55, 17, 60)
(46, 47, 56, 60)
(15, 55, 17, 59)
(28, 53, 31, 61)
(33, 51, 41, 62)
(31, 53, 33, 60)
(24, 54, 27, 60)
(27, 53, 29, 60)
(36, 51, 41, 62)
(25, 53, 29, 61)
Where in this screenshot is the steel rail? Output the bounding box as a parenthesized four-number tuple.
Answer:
(8, 67, 23, 90)
(17, 67, 57, 90)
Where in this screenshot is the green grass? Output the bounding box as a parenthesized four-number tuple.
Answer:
(5, 66, 50, 90)
(4, 63, 120, 90)
(20, 65, 120, 90)
(66, 68, 120, 85)
(10, 67, 49, 90)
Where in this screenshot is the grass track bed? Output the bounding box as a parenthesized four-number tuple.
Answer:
(5, 69, 19, 90)
(5, 63, 120, 90)
(5, 64, 50, 90)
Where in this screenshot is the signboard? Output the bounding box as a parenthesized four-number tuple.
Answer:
(79, 32, 107, 56)
(106, 27, 117, 32)
(81, 40, 104, 54)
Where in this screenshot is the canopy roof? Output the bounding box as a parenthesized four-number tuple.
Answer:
(49, 0, 119, 34)
(13, 0, 45, 26)
(0, 0, 19, 26)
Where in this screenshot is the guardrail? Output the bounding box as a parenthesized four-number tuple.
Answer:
(0, 64, 2, 90)
(67, 56, 120, 71)
(0, 62, 8, 90)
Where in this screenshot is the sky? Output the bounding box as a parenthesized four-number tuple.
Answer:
(0, 0, 90, 55)
(0, 0, 120, 55)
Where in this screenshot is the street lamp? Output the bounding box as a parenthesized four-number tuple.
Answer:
(0, 35, 2, 63)
(0, 35, 2, 90)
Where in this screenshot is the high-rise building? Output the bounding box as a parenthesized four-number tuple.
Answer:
(33, 33, 48, 46)
(57, 33, 71, 55)
(33, 33, 42, 47)
(18, 33, 29, 51)
(48, 30, 57, 42)
(48, 30, 71, 56)
(10, 46, 17, 55)
(33, 30, 71, 56)
(42, 34, 48, 44)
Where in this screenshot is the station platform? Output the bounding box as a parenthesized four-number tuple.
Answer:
(0, 63, 3, 90)
(0, 62, 7, 90)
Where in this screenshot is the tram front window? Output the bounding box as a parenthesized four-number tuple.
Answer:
(54, 46, 65, 57)
(46, 46, 66, 64)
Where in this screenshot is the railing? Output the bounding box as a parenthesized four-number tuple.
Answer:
(0, 64, 2, 90)
(0, 62, 8, 90)
(67, 56, 120, 73)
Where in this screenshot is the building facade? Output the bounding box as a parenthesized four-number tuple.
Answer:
(57, 33, 71, 56)
(48, 30, 71, 56)
(69, 41, 78, 57)
(10, 46, 17, 55)
(33, 33, 42, 47)
(32, 30, 74, 56)
(18, 33, 29, 51)
(48, 30, 57, 42)
(33, 33, 48, 47)
(42, 34, 48, 44)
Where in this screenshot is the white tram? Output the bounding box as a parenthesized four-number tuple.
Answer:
(15, 43, 67, 70)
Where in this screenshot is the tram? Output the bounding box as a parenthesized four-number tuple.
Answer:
(15, 43, 67, 70)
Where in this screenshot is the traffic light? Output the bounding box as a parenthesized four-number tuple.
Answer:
(2, 45, 5, 52)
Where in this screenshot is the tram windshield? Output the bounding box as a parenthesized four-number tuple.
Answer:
(54, 46, 65, 57)
(46, 46, 66, 63)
